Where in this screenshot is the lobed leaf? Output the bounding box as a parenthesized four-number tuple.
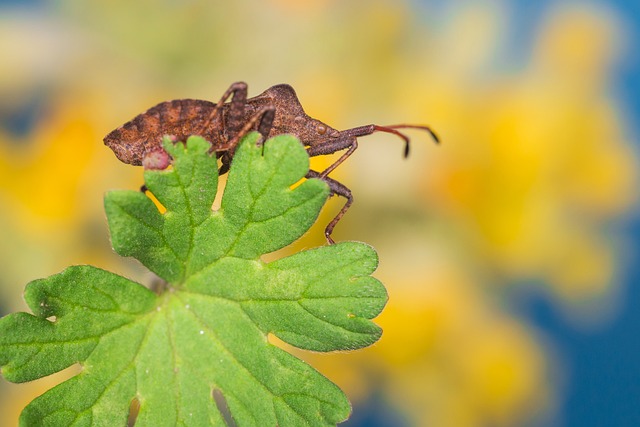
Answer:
(0, 133, 387, 426)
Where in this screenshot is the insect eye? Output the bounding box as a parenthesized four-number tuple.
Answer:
(317, 124, 327, 135)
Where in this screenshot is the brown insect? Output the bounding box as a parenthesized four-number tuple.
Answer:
(104, 82, 438, 244)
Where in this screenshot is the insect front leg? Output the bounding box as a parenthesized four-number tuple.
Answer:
(306, 169, 353, 244)
(306, 136, 358, 178)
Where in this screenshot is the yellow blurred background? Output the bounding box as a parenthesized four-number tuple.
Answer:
(1, 1, 638, 426)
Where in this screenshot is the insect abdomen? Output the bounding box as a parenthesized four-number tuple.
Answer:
(104, 99, 220, 165)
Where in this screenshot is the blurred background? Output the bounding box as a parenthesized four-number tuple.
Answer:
(0, 0, 638, 426)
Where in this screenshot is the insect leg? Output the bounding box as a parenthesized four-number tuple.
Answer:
(199, 81, 248, 137)
(306, 137, 358, 178)
(226, 106, 275, 148)
(218, 107, 275, 175)
(306, 169, 353, 244)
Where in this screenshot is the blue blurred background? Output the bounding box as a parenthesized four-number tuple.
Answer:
(0, 1, 638, 426)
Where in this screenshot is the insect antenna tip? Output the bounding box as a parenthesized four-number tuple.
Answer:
(429, 129, 440, 144)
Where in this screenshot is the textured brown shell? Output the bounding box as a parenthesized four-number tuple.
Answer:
(104, 84, 334, 166)
(103, 99, 224, 165)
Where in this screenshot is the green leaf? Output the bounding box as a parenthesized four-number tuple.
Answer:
(0, 133, 387, 426)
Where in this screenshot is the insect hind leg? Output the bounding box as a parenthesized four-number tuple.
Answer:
(199, 81, 248, 138)
(218, 107, 275, 175)
(226, 106, 275, 149)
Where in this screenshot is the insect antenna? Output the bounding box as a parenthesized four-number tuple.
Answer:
(377, 125, 440, 157)
(340, 124, 439, 157)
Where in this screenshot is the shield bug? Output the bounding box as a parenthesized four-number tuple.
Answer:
(104, 82, 438, 243)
